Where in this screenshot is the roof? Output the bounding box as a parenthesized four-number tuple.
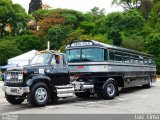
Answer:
(65, 40, 153, 57)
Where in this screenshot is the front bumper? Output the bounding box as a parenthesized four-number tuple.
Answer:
(2, 86, 30, 96)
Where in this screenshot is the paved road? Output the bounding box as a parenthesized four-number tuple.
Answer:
(0, 82, 4, 99)
(0, 80, 160, 114)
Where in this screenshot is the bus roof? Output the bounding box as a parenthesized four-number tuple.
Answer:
(65, 40, 153, 58)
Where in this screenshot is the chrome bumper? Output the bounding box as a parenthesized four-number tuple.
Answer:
(2, 86, 30, 96)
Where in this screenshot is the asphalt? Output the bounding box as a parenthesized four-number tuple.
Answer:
(0, 81, 4, 99)
(0, 79, 160, 115)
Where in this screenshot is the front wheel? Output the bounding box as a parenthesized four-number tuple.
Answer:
(28, 82, 50, 107)
(5, 93, 24, 105)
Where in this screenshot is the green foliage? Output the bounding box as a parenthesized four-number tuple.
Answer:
(0, 39, 21, 65)
(11, 4, 31, 36)
(112, 0, 141, 10)
(80, 21, 95, 34)
(108, 29, 122, 46)
(45, 26, 68, 50)
(0, 3, 160, 73)
(146, 33, 160, 73)
(0, 0, 30, 38)
(15, 35, 42, 52)
(0, 0, 13, 38)
(32, 9, 52, 21)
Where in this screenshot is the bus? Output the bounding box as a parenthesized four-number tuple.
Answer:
(65, 40, 156, 99)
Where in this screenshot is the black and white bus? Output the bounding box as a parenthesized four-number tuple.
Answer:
(65, 40, 156, 99)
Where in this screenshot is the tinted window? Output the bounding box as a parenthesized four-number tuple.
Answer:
(81, 48, 104, 62)
(115, 52, 123, 62)
(108, 50, 115, 61)
(124, 56, 130, 63)
(144, 59, 148, 65)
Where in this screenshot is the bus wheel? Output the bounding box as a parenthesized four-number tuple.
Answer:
(75, 91, 90, 98)
(28, 82, 50, 107)
(101, 79, 117, 99)
(142, 78, 152, 88)
(96, 89, 103, 99)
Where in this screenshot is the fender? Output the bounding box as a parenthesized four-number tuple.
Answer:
(26, 75, 51, 86)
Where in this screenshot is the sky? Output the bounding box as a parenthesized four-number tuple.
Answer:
(12, 0, 123, 14)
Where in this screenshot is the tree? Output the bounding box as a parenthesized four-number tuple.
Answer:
(140, 0, 153, 19)
(45, 26, 68, 50)
(90, 7, 106, 15)
(15, 35, 42, 52)
(0, 40, 21, 65)
(0, 0, 13, 38)
(108, 29, 122, 46)
(112, 0, 141, 10)
(28, 0, 42, 14)
(146, 33, 160, 73)
(79, 21, 95, 34)
(37, 13, 64, 37)
(32, 9, 51, 22)
(11, 4, 31, 36)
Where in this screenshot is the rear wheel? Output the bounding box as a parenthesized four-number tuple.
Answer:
(28, 82, 50, 107)
(75, 91, 90, 98)
(99, 79, 117, 99)
(142, 78, 152, 88)
(5, 93, 24, 104)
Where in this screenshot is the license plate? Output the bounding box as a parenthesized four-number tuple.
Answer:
(11, 88, 18, 93)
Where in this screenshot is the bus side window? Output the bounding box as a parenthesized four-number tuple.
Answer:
(139, 59, 144, 64)
(108, 50, 115, 61)
(133, 55, 139, 64)
(123, 54, 130, 63)
(148, 59, 152, 65)
(115, 52, 123, 62)
(130, 56, 134, 64)
(148, 59, 154, 65)
(144, 59, 148, 65)
(152, 60, 155, 65)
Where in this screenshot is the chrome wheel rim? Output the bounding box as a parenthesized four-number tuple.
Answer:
(35, 87, 47, 103)
(107, 84, 115, 96)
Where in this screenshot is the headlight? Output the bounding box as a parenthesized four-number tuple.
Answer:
(6, 74, 11, 80)
(18, 74, 23, 80)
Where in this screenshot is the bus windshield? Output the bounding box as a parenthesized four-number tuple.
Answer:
(30, 53, 51, 65)
(66, 48, 104, 63)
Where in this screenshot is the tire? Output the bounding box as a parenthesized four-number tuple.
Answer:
(142, 78, 152, 88)
(101, 79, 117, 99)
(28, 82, 50, 107)
(49, 92, 58, 104)
(96, 89, 103, 99)
(5, 93, 24, 105)
(75, 91, 90, 98)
